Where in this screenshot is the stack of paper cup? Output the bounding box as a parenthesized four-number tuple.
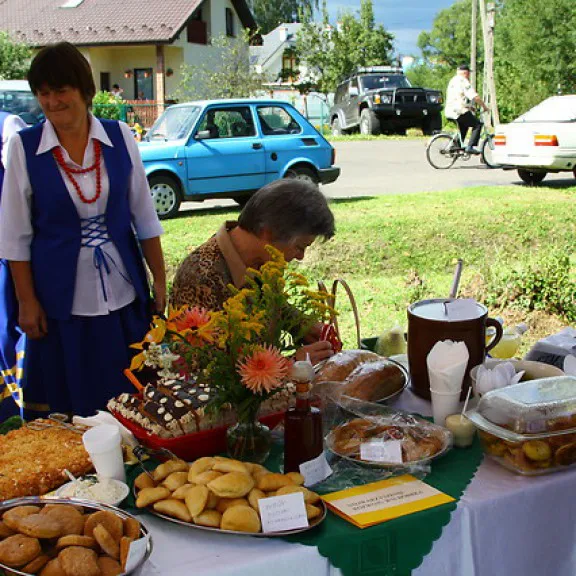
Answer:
(427, 340, 469, 427)
(82, 424, 126, 483)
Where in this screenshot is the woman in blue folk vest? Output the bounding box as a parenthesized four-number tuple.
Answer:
(0, 42, 166, 417)
(0, 110, 27, 420)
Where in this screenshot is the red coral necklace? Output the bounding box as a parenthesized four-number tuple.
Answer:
(53, 140, 102, 204)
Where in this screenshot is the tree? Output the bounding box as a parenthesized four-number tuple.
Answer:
(172, 32, 269, 101)
(247, 0, 318, 35)
(295, 0, 394, 95)
(495, 0, 576, 120)
(0, 32, 32, 80)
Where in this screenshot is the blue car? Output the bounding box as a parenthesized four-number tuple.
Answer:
(138, 99, 340, 218)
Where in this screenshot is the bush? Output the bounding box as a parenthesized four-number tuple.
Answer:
(92, 91, 123, 120)
(483, 252, 576, 323)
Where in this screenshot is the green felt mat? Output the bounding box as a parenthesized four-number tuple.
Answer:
(280, 437, 483, 576)
(124, 437, 483, 576)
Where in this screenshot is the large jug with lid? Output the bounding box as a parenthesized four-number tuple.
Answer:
(407, 299, 503, 400)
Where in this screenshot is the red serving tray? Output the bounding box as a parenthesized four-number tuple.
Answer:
(111, 409, 285, 461)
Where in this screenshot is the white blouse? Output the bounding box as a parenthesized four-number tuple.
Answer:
(0, 115, 163, 316)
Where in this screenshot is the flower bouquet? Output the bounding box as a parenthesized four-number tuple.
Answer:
(128, 247, 333, 462)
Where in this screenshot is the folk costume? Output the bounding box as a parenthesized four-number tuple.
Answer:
(0, 111, 27, 420)
(0, 116, 163, 416)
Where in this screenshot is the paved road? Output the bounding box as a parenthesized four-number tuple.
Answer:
(179, 139, 574, 214)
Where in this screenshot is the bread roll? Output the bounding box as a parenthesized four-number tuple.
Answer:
(220, 506, 261, 533)
(207, 472, 254, 498)
(341, 360, 405, 401)
(313, 350, 380, 383)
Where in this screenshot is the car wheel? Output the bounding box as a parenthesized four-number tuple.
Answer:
(285, 165, 319, 186)
(331, 117, 343, 136)
(233, 195, 251, 209)
(517, 169, 546, 185)
(149, 174, 182, 219)
(422, 113, 442, 136)
(359, 109, 381, 136)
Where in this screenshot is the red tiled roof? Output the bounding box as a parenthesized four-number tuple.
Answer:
(0, 0, 255, 47)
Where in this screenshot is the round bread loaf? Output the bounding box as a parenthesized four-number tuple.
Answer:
(313, 350, 380, 383)
(341, 360, 405, 402)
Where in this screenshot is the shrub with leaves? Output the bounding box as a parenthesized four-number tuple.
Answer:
(92, 91, 124, 120)
(483, 252, 576, 323)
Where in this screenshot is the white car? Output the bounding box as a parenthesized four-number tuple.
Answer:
(492, 95, 576, 184)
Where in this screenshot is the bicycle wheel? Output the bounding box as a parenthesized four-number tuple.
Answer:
(481, 135, 502, 168)
(426, 134, 459, 169)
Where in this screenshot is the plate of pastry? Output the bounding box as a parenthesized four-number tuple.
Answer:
(133, 457, 327, 537)
(325, 416, 452, 468)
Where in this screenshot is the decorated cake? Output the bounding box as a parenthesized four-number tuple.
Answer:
(107, 376, 295, 438)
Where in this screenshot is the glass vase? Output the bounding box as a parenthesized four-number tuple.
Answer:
(226, 403, 272, 464)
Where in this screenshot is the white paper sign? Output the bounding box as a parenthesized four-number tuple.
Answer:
(259, 492, 309, 533)
(360, 439, 403, 463)
(124, 533, 150, 572)
(445, 299, 479, 321)
(299, 453, 333, 487)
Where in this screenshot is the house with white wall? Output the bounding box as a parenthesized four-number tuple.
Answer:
(0, 0, 256, 108)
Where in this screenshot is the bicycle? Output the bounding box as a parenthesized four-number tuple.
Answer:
(426, 116, 501, 170)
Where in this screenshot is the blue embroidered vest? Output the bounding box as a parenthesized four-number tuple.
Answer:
(20, 119, 150, 319)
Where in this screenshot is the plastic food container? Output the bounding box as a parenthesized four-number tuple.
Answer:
(466, 375, 576, 475)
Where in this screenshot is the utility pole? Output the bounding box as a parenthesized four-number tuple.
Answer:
(478, 0, 499, 124)
(470, 0, 477, 90)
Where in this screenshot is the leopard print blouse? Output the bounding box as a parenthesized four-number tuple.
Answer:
(170, 235, 234, 311)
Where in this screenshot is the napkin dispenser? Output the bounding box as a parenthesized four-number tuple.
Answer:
(407, 299, 503, 400)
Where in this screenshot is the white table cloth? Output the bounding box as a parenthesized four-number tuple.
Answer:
(139, 389, 576, 576)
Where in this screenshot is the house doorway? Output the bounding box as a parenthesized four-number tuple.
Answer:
(100, 72, 110, 92)
(134, 69, 153, 100)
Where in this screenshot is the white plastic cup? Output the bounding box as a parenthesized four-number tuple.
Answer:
(430, 389, 461, 427)
(82, 425, 126, 483)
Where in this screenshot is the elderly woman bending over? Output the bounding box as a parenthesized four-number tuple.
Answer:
(170, 179, 335, 365)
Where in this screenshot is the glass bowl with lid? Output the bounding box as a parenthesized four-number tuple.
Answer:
(465, 375, 576, 475)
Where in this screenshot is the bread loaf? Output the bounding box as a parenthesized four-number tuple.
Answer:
(341, 360, 406, 402)
(313, 350, 380, 383)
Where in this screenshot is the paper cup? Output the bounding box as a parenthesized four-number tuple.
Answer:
(82, 425, 126, 483)
(430, 389, 461, 427)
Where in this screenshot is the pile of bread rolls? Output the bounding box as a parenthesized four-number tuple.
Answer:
(313, 350, 406, 402)
(135, 456, 323, 534)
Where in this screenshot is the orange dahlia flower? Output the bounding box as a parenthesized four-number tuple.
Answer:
(237, 346, 291, 395)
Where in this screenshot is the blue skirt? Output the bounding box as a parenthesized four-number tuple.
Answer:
(23, 299, 150, 418)
(0, 259, 25, 422)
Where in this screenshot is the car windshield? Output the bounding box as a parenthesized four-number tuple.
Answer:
(514, 97, 576, 123)
(360, 74, 411, 91)
(147, 105, 200, 141)
(0, 90, 44, 124)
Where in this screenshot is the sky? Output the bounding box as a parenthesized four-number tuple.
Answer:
(323, 0, 457, 57)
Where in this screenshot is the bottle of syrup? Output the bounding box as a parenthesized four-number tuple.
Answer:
(284, 359, 324, 473)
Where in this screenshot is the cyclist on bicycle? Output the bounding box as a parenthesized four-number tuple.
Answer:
(445, 64, 489, 155)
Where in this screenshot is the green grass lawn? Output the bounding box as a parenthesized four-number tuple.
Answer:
(161, 184, 576, 351)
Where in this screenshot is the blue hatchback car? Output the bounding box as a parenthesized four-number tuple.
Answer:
(138, 99, 340, 218)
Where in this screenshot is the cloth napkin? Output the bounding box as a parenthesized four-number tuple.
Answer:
(426, 340, 469, 393)
(475, 362, 524, 396)
(72, 410, 138, 447)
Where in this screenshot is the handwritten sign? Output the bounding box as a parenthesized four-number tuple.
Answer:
(360, 439, 403, 463)
(259, 492, 308, 533)
(299, 453, 333, 487)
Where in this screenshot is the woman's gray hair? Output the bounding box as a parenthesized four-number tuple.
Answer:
(238, 179, 335, 242)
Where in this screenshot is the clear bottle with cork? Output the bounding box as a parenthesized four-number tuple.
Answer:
(284, 358, 324, 473)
